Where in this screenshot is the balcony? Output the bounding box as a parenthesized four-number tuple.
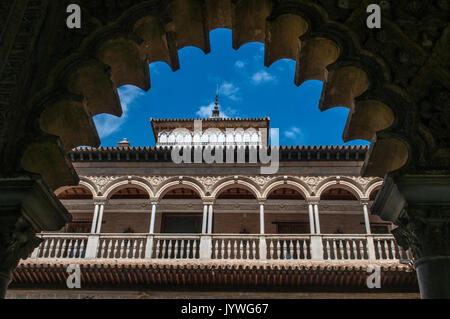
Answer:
(30, 233, 412, 263)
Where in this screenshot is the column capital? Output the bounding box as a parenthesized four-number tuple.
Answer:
(371, 174, 450, 298)
(202, 197, 215, 205)
(0, 176, 70, 297)
(360, 198, 370, 206)
(149, 198, 159, 205)
(257, 198, 266, 204)
(93, 194, 107, 203)
(306, 197, 320, 205)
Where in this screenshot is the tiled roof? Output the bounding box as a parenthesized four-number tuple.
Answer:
(69, 145, 369, 162)
(12, 259, 417, 289)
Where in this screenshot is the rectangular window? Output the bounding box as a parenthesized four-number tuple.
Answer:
(274, 222, 309, 234)
(162, 214, 203, 233)
(66, 220, 91, 233)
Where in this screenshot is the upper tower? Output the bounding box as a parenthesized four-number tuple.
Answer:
(150, 94, 270, 147)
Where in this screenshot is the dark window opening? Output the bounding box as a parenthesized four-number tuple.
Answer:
(274, 221, 309, 234)
(162, 214, 203, 233)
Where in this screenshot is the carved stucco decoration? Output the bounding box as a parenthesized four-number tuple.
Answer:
(87, 176, 120, 193)
(300, 176, 327, 193)
(195, 176, 223, 192)
(248, 176, 274, 186)
(0, 216, 41, 273)
(144, 176, 170, 187)
(350, 176, 372, 187)
(392, 207, 450, 260)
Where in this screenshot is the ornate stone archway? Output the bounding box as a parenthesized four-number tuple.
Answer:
(0, 0, 449, 298)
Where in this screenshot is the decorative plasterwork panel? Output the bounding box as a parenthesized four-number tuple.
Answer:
(248, 176, 274, 186)
(300, 176, 327, 192)
(194, 176, 223, 191)
(144, 176, 170, 187)
(350, 176, 373, 188)
(87, 176, 120, 193)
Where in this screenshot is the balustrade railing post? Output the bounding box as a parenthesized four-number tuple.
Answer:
(145, 235, 154, 259)
(85, 235, 99, 259)
(367, 235, 376, 261)
(199, 235, 212, 260)
(259, 236, 267, 261)
(30, 244, 41, 259)
(310, 235, 324, 261)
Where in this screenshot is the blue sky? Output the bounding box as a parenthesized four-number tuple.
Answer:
(94, 29, 369, 148)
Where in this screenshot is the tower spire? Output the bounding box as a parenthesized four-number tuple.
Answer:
(211, 84, 220, 118)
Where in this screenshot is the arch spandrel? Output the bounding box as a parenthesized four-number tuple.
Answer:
(365, 180, 384, 200)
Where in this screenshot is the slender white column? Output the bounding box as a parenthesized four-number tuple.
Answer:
(90, 204, 100, 234)
(207, 204, 213, 233)
(149, 202, 157, 233)
(362, 202, 371, 234)
(95, 203, 105, 234)
(259, 203, 265, 234)
(313, 203, 321, 234)
(308, 203, 315, 234)
(202, 204, 208, 233)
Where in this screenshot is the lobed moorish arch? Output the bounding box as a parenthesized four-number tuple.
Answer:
(15, 0, 424, 192)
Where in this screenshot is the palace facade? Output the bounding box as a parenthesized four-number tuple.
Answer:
(7, 104, 419, 299)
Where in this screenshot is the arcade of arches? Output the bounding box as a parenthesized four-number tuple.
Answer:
(56, 179, 386, 236)
(0, 0, 449, 298)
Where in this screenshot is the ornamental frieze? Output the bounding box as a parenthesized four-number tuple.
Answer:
(248, 176, 274, 186)
(350, 176, 373, 187)
(87, 176, 119, 192)
(195, 176, 223, 190)
(144, 176, 170, 186)
(300, 176, 326, 190)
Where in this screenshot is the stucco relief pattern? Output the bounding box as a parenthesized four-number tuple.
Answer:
(83, 175, 381, 200)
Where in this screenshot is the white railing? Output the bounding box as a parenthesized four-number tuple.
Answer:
(265, 235, 311, 260)
(323, 235, 368, 260)
(152, 235, 201, 259)
(97, 235, 147, 259)
(30, 233, 412, 263)
(212, 235, 259, 260)
(32, 234, 89, 259)
(373, 235, 412, 261)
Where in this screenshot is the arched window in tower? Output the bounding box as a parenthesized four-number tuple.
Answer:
(160, 132, 168, 144)
(235, 129, 244, 144)
(201, 131, 209, 144)
(218, 131, 225, 144)
(168, 132, 176, 144)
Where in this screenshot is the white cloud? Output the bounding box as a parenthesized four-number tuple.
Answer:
(219, 82, 240, 101)
(196, 102, 231, 118)
(284, 126, 302, 139)
(234, 60, 246, 69)
(94, 85, 144, 139)
(251, 70, 276, 85)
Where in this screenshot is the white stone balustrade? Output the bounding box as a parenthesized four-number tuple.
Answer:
(29, 233, 412, 263)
